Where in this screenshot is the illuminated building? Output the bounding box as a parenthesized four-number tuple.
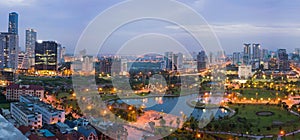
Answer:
(197, 50, 207, 71)
(8, 12, 18, 34)
(35, 41, 58, 75)
(25, 28, 37, 67)
(238, 65, 253, 79)
(0, 32, 19, 70)
(10, 102, 43, 129)
(20, 95, 65, 124)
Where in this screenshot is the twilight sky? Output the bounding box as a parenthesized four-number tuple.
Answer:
(0, 0, 300, 54)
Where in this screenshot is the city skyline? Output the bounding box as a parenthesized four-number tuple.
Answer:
(0, 0, 299, 54)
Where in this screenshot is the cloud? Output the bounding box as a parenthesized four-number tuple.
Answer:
(193, 0, 206, 9)
(0, 0, 36, 7)
(165, 24, 300, 36)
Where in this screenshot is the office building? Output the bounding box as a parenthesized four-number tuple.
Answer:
(197, 51, 207, 71)
(277, 49, 289, 71)
(232, 52, 242, 65)
(261, 49, 269, 61)
(82, 55, 94, 73)
(164, 52, 174, 71)
(57, 44, 62, 64)
(5, 84, 44, 101)
(18, 51, 29, 69)
(25, 29, 37, 67)
(35, 41, 58, 74)
(252, 43, 261, 61)
(8, 12, 18, 34)
(96, 57, 121, 75)
(295, 48, 300, 56)
(243, 43, 251, 65)
(0, 32, 19, 70)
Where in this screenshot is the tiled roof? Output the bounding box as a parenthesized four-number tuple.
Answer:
(78, 126, 97, 138)
(17, 125, 31, 134)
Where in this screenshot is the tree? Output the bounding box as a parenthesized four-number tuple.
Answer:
(176, 117, 181, 128)
(160, 118, 166, 127)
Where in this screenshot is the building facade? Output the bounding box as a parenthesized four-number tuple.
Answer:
(6, 84, 44, 101)
(238, 65, 252, 79)
(252, 43, 261, 61)
(20, 95, 65, 124)
(10, 102, 42, 129)
(277, 49, 289, 71)
(243, 43, 251, 65)
(0, 32, 19, 70)
(35, 41, 58, 74)
(8, 12, 18, 34)
(197, 51, 207, 71)
(25, 29, 37, 68)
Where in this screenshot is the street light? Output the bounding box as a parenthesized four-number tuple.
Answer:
(280, 130, 285, 136)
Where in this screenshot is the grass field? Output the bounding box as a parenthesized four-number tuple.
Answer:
(0, 94, 10, 109)
(209, 104, 300, 135)
(236, 89, 285, 99)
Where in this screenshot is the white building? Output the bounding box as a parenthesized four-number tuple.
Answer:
(6, 84, 44, 101)
(34, 102, 65, 124)
(20, 95, 65, 124)
(238, 65, 253, 79)
(10, 102, 42, 129)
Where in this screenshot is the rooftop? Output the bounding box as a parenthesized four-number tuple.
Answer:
(20, 95, 64, 114)
(35, 101, 63, 114)
(7, 84, 44, 90)
(11, 102, 38, 116)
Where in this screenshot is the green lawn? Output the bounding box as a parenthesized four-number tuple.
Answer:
(208, 104, 300, 135)
(0, 103, 10, 109)
(57, 92, 72, 99)
(236, 89, 285, 99)
(282, 133, 300, 140)
(0, 94, 10, 109)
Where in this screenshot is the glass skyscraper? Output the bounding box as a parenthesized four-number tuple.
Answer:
(8, 12, 18, 34)
(26, 29, 37, 67)
(35, 41, 58, 71)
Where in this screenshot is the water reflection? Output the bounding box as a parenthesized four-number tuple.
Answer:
(111, 94, 229, 119)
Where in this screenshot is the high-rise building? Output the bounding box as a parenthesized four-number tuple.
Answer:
(173, 53, 184, 71)
(164, 52, 174, 71)
(176, 53, 183, 70)
(57, 44, 62, 64)
(82, 55, 94, 73)
(232, 52, 242, 65)
(25, 29, 37, 67)
(0, 32, 19, 70)
(197, 51, 207, 71)
(35, 41, 58, 72)
(17, 51, 29, 69)
(294, 48, 300, 55)
(243, 43, 251, 65)
(252, 43, 261, 61)
(261, 49, 269, 61)
(277, 49, 289, 71)
(8, 12, 18, 34)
